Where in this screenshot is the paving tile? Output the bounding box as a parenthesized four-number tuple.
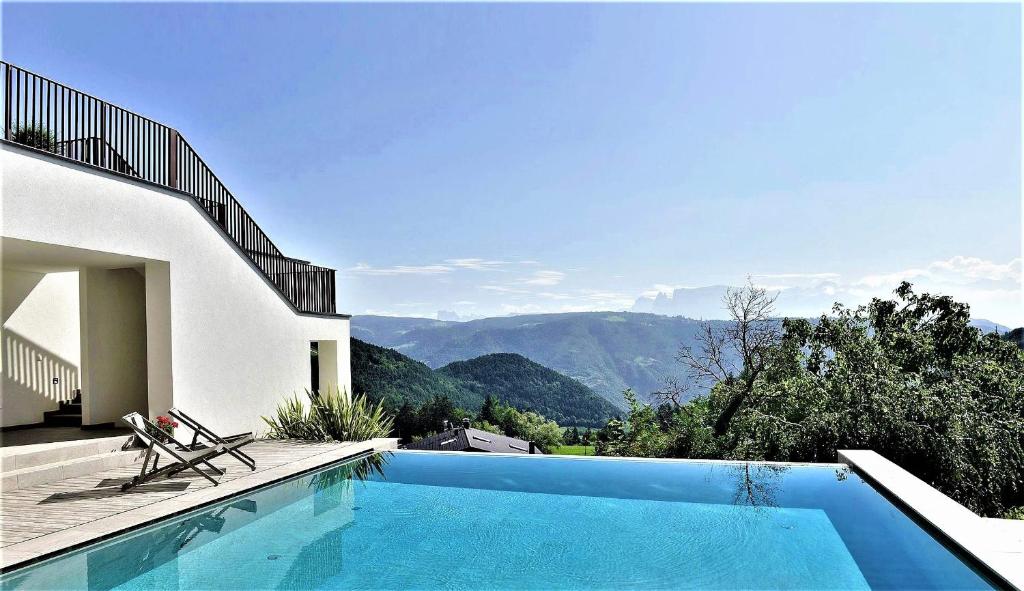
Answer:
(0, 549, 42, 566)
(5, 527, 99, 554)
(0, 473, 17, 493)
(14, 465, 64, 489)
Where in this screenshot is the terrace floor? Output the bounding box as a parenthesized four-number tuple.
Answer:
(0, 438, 397, 571)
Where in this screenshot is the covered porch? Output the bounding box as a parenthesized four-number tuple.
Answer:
(1, 237, 173, 441)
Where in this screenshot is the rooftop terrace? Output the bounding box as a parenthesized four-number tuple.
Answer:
(1, 61, 337, 316)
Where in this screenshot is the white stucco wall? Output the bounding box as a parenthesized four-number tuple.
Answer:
(2, 144, 351, 435)
(1, 269, 81, 427)
(80, 267, 149, 426)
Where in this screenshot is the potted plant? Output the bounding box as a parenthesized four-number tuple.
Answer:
(147, 415, 178, 443)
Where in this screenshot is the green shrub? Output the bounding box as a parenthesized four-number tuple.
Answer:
(1004, 506, 1024, 521)
(11, 125, 57, 152)
(311, 385, 394, 441)
(262, 393, 323, 440)
(263, 386, 394, 442)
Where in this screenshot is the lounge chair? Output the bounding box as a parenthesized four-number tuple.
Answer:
(120, 413, 236, 491)
(168, 407, 256, 471)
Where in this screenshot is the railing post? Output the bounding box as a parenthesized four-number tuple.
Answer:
(167, 128, 178, 189)
(3, 64, 10, 140)
(99, 105, 106, 168)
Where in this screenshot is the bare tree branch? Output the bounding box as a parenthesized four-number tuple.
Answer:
(653, 376, 690, 406)
(674, 279, 781, 436)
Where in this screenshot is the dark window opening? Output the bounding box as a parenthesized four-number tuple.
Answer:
(310, 341, 320, 393)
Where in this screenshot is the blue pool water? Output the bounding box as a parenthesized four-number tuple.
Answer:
(1, 451, 997, 590)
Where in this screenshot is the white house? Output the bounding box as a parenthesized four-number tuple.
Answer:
(1, 61, 351, 437)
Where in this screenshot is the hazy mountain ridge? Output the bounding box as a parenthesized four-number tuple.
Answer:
(634, 286, 1016, 332)
(969, 318, 1012, 334)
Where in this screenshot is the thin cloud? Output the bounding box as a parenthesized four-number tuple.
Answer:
(480, 284, 530, 294)
(855, 257, 1021, 289)
(537, 292, 574, 300)
(523, 270, 566, 286)
(347, 257, 533, 277)
(347, 262, 453, 276)
(445, 258, 510, 270)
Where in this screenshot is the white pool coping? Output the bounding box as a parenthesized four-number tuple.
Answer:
(839, 449, 1023, 590)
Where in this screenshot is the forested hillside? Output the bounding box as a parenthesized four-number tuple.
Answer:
(350, 338, 616, 427)
(437, 354, 621, 427)
(349, 337, 475, 409)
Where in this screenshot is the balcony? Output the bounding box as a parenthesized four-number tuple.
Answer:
(1, 61, 337, 316)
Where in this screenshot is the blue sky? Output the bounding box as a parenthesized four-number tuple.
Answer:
(4, 3, 1021, 325)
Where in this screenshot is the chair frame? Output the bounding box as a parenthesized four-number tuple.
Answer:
(120, 413, 226, 491)
(168, 407, 256, 471)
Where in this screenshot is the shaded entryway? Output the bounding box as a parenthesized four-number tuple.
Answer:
(1, 237, 172, 436)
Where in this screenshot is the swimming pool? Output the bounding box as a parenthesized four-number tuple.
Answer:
(0, 451, 998, 590)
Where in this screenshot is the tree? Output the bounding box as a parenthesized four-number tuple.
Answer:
(477, 401, 565, 452)
(596, 418, 625, 456)
(674, 280, 780, 436)
(1004, 327, 1023, 349)
(472, 419, 503, 435)
(722, 282, 1024, 515)
(394, 401, 417, 442)
(521, 412, 564, 452)
(594, 390, 672, 458)
(633, 282, 1024, 517)
(480, 394, 498, 424)
(417, 395, 458, 435)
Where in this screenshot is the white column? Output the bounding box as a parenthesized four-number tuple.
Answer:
(145, 261, 173, 418)
(79, 267, 149, 425)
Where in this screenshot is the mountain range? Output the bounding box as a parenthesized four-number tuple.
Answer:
(350, 338, 619, 427)
(351, 312, 739, 409)
(352, 312, 1014, 410)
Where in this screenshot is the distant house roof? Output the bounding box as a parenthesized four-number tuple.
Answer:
(403, 427, 543, 454)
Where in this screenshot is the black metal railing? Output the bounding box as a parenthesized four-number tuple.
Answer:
(1, 61, 336, 315)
